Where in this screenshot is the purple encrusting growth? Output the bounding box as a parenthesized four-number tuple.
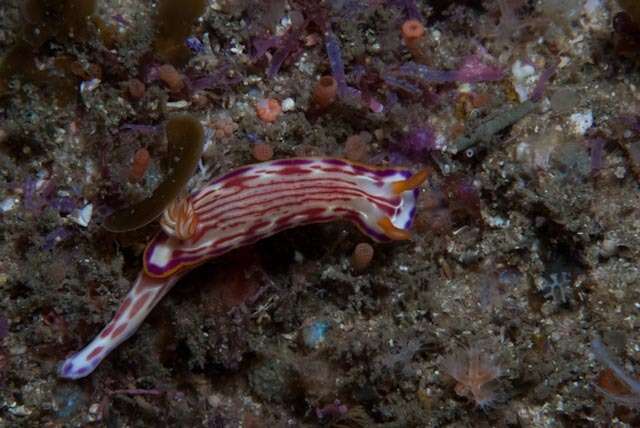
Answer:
(59, 158, 427, 379)
(397, 127, 439, 158)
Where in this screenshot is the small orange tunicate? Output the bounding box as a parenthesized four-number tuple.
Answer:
(255, 98, 282, 123)
(401, 19, 425, 59)
(312, 75, 337, 109)
(129, 147, 151, 182)
(127, 78, 145, 99)
(252, 143, 274, 162)
(158, 64, 184, 92)
(351, 242, 374, 271)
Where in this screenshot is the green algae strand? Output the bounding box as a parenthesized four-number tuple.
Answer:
(103, 115, 204, 232)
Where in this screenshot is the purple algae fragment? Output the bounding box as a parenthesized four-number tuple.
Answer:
(50, 196, 77, 215)
(530, 61, 558, 102)
(383, 74, 421, 94)
(43, 227, 73, 251)
(267, 31, 301, 78)
(186, 36, 204, 54)
(0, 315, 8, 340)
(621, 115, 640, 134)
(395, 62, 457, 83)
(394, 59, 503, 84)
(23, 177, 39, 211)
(325, 28, 358, 99)
(190, 73, 243, 91)
(587, 138, 606, 174)
(454, 55, 504, 83)
(251, 35, 280, 61)
(120, 124, 161, 134)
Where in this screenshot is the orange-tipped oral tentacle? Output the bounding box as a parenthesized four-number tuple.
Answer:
(377, 216, 412, 240)
(391, 169, 429, 195)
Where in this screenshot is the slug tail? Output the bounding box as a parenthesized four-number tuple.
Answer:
(58, 272, 180, 379)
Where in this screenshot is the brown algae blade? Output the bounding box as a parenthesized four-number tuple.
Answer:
(103, 115, 204, 232)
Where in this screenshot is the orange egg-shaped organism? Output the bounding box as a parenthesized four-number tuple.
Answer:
(351, 242, 374, 271)
(129, 148, 151, 182)
(127, 78, 146, 99)
(402, 19, 425, 60)
(255, 98, 282, 123)
(252, 142, 274, 161)
(312, 75, 337, 109)
(158, 64, 184, 92)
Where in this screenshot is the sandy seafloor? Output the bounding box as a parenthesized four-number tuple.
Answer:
(1, 0, 640, 426)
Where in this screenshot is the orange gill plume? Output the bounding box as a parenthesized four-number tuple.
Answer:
(160, 197, 198, 240)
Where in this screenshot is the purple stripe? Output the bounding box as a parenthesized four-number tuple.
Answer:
(209, 166, 253, 185)
(270, 159, 315, 166)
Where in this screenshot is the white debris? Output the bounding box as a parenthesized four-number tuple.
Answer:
(281, 97, 296, 112)
(69, 203, 93, 227)
(166, 100, 190, 109)
(511, 60, 537, 102)
(80, 78, 101, 93)
(0, 196, 18, 213)
(569, 110, 593, 135)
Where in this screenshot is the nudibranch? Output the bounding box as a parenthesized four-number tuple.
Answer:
(59, 157, 427, 379)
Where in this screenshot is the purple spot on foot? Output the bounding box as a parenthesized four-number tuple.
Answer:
(63, 362, 73, 376)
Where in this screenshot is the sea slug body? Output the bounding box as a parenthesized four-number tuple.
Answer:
(58, 157, 427, 379)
